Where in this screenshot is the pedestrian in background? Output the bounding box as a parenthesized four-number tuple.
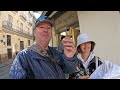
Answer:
(69, 33, 102, 79)
(9, 16, 78, 79)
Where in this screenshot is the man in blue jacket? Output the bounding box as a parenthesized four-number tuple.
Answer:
(9, 16, 78, 79)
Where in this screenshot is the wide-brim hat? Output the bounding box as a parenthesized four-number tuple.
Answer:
(77, 33, 96, 48)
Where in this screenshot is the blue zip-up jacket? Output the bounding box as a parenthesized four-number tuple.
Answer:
(9, 44, 78, 79)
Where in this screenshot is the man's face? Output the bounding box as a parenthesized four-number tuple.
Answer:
(34, 22, 52, 43)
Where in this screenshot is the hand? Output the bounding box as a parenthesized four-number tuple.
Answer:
(80, 75, 89, 79)
(62, 36, 76, 58)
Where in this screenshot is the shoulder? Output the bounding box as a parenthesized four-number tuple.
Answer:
(19, 47, 40, 55)
(15, 48, 35, 63)
(17, 48, 31, 57)
(12, 48, 33, 69)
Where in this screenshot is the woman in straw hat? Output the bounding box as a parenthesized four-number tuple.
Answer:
(69, 33, 102, 79)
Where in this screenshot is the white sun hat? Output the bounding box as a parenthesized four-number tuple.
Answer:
(77, 33, 95, 48)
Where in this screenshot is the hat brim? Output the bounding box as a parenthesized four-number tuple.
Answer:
(77, 40, 96, 48)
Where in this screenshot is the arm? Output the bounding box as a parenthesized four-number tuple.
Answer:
(61, 36, 78, 74)
(61, 54, 78, 74)
(9, 51, 27, 79)
(51, 39, 78, 74)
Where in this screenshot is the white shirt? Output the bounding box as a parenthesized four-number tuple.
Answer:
(77, 52, 95, 70)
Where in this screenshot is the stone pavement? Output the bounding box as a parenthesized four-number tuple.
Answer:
(0, 59, 14, 68)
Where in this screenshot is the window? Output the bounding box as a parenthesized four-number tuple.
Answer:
(28, 40, 30, 46)
(7, 35, 11, 46)
(20, 11, 26, 21)
(20, 23, 23, 31)
(28, 27, 30, 35)
(7, 14, 13, 28)
(16, 20, 19, 30)
(20, 41, 24, 50)
(8, 14, 13, 23)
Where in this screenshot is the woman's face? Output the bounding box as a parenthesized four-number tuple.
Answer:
(80, 41, 91, 53)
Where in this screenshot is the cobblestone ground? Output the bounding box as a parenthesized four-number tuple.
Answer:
(0, 59, 13, 79)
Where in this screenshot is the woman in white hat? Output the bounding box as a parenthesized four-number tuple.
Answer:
(69, 33, 102, 79)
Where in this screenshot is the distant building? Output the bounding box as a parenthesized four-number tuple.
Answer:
(0, 11, 35, 63)
(32, 13, 37, 41)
